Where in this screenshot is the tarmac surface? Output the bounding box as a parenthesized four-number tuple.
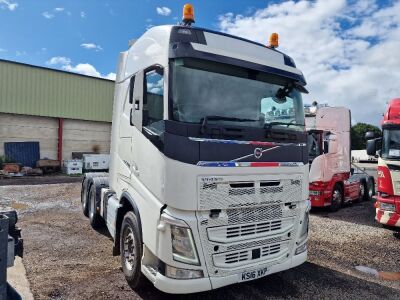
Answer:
(1, 172, 400, 299)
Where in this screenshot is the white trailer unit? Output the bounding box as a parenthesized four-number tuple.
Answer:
(81, 5, 310, 294)
(83, 154, 110, 171)
(63, 159, 83, 175)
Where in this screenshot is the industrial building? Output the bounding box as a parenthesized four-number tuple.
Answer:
(0, 59, 114, 167)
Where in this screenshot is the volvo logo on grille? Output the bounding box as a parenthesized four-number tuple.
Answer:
(254, 148, 263, 159)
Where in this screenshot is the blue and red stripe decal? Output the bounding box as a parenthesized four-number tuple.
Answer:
(188, 137, 306, 147)
(196, 161, 304, 167)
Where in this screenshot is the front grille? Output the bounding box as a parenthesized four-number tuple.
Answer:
(225, 250, 249, 264)
(198, 177, 302, 210)
(226, 220, 282, 238)
(197, 174, 303, 277)
(213, 241, 289, 268)
(227, 205, 282, 224)
(225, 244, 281, 265)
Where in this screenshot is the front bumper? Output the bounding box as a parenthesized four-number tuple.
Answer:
(153, 250, 307, 294)
(309, 188, 331, 207)
(375, 196, 400, 227)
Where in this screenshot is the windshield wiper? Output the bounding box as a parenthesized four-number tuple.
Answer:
(200, 115, 257, 134)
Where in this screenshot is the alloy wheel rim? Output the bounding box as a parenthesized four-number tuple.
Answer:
(359, 184, 365, 198)
(368, 182, 373, 197)
(332, 189, 342, 207)
(123, 227, 136, 271)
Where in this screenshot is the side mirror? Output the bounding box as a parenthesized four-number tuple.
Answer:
(350, 167, 355, 175)
(366, 139, 377, 156)
(365, 131, 375, 140)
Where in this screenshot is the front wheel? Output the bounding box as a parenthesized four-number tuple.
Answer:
(358, 181, 367, 203)
(120, 212, 146, 290)
(330, 184, 343, 212)
(365, 177, 375, 201)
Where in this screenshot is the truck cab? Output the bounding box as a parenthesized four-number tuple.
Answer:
(367, 98, 400, 227)
(306, 105, 374, 211)
(82, 7, 311, 293)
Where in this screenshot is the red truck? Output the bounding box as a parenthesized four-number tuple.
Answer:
(306, 105, 375, 211)
(367, 98, 400, 227)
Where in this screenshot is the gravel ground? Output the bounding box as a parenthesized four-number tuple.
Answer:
(1, 183, 400, 299)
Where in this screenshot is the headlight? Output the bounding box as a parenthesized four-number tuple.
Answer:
(160, 213, 200, 265)
(298, 200, 311, 243)
(165, 264, 204, 279)
(170, 225, 199, 265)
(299, 212, 309, 238)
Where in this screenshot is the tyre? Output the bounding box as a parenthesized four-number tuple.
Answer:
(120, 211, 146, 290)
(329, 184, 343, 212)
(358, 180, 367, 203)
(81, 178, 89, 217)
(88, 183, 103, 229)
(365, 177, 375, 201)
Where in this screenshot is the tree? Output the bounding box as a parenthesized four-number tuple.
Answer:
(351, 123, 381, 150)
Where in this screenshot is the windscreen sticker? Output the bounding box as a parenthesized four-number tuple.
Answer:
(389, 149, 400, 156)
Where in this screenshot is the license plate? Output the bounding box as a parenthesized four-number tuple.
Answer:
(240, 267, 268, 282)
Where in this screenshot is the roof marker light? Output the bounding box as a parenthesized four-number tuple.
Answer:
(182, 4, 195, 26)
(269, 33, 279, 48)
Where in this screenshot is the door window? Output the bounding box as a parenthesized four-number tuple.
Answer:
(143, 68, 164, 135)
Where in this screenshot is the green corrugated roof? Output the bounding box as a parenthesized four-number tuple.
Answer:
(0, 59, 115, 122)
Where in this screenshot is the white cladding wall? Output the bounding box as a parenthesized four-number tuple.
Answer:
(0, 113, 58, 159)
(0, 113, 111, 161)
(62, 119, 111, 160)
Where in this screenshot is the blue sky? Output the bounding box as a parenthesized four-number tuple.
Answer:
(1, 0, 399, 125)
(0, 1, 268, 77)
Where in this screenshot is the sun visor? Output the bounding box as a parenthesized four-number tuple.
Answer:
(315, 107, 350, 132)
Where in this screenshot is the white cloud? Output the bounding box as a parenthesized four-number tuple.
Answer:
(81, 43, 103, 51)
(0, 48, 7, 52)
(46, 56, 71, 65)
(0, 0, 18, 11)
(63, 63, 101, 77)
(156, 6, 171, 16)
(80, 11, 86, 18)
(45, 56, 115, 80)
(218, 0, 400, 125)
(42, 7, 69, 19)
(105, 72, 116, 80)
(42, 11, 54, 19)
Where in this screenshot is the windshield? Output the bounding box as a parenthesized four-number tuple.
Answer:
(382, 128, 400, 159)
(171, 58, 305, 131)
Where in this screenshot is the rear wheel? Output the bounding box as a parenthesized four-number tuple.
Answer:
(81, 179, 89, 217)
(88, 184, 102, 229)
(120, 211, 146, 290)
(330, 184, 343, 212)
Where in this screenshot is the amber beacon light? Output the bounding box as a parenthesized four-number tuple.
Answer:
(182, 4, 195, 25)
(269, 33, 279, 48)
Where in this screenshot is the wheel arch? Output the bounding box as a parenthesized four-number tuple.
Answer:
(113, 191, 143, 256)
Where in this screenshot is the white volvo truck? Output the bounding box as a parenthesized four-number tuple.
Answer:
(81, 9, 310, 294)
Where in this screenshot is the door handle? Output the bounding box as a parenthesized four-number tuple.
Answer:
(131, 162, 139, 176)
